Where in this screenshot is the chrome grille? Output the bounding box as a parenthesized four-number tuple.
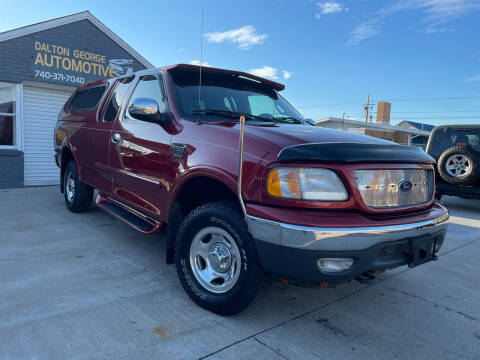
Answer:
(355, 169, 433, 209)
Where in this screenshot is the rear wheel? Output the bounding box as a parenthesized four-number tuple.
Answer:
(64, 161, 94, 212)
(175, 201, 263, 315)
(437, 146, 480, 185)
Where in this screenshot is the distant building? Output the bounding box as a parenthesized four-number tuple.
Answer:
(316, 101, 434, 148)
(396, 121, 435, 148)
(315, 117, 431, 146)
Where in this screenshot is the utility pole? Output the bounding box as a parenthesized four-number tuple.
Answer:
(342, 112, 345, 130)
(364, 94, 370, 123)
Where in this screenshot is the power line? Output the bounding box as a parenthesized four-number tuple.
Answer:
(340, 114, 480, 119)
(297, 101, 363, 108)
(389, 116, 480, 120)
(298, 95, 480, 109)
(374, 96, 480, 102)
(390, 110, 480, 114)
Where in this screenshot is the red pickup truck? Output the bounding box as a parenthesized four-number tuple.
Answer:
(54, 64, 449, 315)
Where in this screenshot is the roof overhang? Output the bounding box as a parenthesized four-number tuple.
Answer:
(0, 11, 153, 69)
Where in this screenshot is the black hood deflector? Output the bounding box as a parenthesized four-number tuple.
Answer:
(278, 142, 435, 164)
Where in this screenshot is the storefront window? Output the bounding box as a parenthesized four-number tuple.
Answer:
(0, 82, 16, 146)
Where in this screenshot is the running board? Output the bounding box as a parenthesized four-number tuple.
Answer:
(96, 193, 162, 234)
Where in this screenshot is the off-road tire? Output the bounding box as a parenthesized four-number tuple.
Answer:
(175, 201, 263, 315)
(437, 146, 480, 185)
(64, 161, 94, 213)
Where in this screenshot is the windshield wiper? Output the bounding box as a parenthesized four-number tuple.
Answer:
(192, 109, 275, 123)
(272, 116, 304, 124)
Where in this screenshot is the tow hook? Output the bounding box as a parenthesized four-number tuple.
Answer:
(355, 271, 377, 284)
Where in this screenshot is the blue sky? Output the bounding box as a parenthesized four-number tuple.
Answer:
(1, 0, 480, 125)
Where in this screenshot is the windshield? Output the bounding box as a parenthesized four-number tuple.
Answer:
(169, 68, 304, 123)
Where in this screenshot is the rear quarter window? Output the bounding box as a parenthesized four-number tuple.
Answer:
(68, 85, 107, 111)
(429, 128, 480, 157)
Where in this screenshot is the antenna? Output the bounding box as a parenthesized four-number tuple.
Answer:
(237, 115, 247, 218)
(198, 5, 204, 112)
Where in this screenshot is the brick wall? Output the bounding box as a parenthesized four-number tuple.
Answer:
(365, 129, 411, 145)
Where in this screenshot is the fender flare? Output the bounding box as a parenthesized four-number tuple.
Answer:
(170, 166, 238, 207)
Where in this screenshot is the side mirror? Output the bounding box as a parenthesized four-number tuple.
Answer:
(128, 97, 170, 125)
(304, 118, 316, 126)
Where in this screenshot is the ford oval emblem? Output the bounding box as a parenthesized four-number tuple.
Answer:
(398, 180, 412, 192)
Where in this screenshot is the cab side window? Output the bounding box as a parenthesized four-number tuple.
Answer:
(125, 74, 166, 123)
(69, 85, 106, 111)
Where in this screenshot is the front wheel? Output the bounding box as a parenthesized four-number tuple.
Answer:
(175, 202, 263, 315)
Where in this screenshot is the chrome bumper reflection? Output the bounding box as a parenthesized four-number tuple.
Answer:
(246, 203, 449, 251)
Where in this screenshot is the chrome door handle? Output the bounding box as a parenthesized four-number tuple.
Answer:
(111, 133, 121, 144)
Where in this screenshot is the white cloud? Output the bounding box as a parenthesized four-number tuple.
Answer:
(204, 25, 267, 50)
(348, 20, 381, 45)
(466, 74, 480, 82)
(349, 0, 480, 44)
(282, 70, 293, 80)
(385, 0, 480, 32)
(315, 2, 347, 18)
(248, 66, 278, 80)
(189, 60, 210, 66)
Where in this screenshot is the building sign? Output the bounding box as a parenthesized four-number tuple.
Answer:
(32, 40, 135, 85)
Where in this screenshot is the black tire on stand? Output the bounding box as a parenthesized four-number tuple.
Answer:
(64, 160, 94, 213)
(437, 146, 480, 186)
(175, 201, 263, 315)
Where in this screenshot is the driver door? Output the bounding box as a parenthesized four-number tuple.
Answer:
(109, 73, 174, 221)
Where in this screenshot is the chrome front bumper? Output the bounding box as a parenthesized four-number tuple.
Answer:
(246, 203, 449, 252)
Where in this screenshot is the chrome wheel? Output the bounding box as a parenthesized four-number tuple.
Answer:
(66, 173, 75, 202)
(189, 226, 241, 294)
(445, 154, 472, 178)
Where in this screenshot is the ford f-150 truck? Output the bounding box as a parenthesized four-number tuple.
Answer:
(54, 64, 449, 315)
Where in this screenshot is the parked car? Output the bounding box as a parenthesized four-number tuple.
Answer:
(54, 64, 449, 315)
(426, 125, 480, 200)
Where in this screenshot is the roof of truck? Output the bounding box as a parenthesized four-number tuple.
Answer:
(432, 124, 480, 130)
(164, 63, 286, 91)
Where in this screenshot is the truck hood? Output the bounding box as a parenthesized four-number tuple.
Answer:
(241, 123, 434, 164)
(243, 123, 391, 149)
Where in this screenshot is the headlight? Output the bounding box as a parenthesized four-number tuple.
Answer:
(267, 168, 348, 201)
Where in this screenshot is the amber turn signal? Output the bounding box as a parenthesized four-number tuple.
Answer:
(267, 168, 301, 199)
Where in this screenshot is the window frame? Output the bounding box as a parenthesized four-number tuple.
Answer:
(121, 72, 169, 124)
(0, 82, 22, 150)
(101, 76, 135, 123)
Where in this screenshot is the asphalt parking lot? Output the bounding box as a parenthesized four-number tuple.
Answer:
(0, 186, 479, 360)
